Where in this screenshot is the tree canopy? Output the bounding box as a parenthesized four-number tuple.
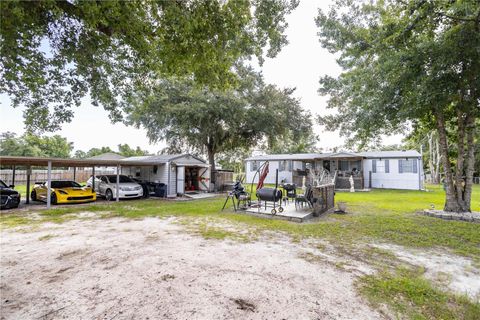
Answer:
(316, 0, 479, 212)
(127, 66, 316, 174)
(0, 0, 298, 132)
(74, 144, 149, 158)
(0, 131, 73, 158)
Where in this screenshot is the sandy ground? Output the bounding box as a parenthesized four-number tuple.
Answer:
(0, 217, 382, 320)
(374, 243, 480, 301)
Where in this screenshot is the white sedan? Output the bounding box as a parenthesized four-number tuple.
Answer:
(86, 175, 143, 200)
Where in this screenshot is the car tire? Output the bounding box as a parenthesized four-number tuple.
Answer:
(31, 190, 37, 201)
(105, 189, 113, 201)
(51, 192, 57, 205)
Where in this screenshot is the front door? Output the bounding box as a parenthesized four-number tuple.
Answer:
(176, 166, 185, 195)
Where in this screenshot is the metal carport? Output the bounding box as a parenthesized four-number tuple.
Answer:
(0, 156, 160, 209)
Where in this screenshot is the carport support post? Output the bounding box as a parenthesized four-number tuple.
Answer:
(11, 165, 15, 186)
(26, 166, 31, 204)
(92, 166, 95, 192)
(46, 161, 52, 209)
(116, 164, 120, 202)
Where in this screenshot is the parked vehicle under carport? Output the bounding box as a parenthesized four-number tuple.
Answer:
(0, 179, 21, 209)
(87, 175, 143, 201)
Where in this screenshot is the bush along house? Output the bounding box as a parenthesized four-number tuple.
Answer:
(245, 150, 424, 191)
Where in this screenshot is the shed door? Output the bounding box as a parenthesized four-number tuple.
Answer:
(176, 166, 185, 195)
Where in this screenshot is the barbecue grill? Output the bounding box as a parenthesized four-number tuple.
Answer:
(221, 180, 250, 211)
(255, 169, 284, 214)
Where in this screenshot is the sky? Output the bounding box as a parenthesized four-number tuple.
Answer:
(0, 0, 403, 155)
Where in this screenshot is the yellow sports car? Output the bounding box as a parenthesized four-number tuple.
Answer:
(31, 180, 96, 204)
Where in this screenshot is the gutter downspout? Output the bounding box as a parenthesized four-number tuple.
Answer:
(418, 156, 422, 191)
(167, 161, 170, 197)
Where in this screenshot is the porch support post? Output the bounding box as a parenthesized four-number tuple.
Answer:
(46, 161, 52, 209)
(26, 166, 31, 204)
(73, 167, 76, 181)
(116, 164, 120, 202)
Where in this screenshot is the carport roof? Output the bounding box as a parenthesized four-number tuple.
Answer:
(0, 156, 160, 167)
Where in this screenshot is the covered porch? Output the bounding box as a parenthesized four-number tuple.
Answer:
(315, 153, 365, 190)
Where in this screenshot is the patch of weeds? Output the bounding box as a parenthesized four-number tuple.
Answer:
(38, 234, 57, 241)
(99, 212, 122, 219)
(179, 217, 259, 242)
(358, 267, 480, 320)
(298, 252, 349, 271)
(199, 226, 244, 241)
(0, 215, 35, 229)
(160, 274, 175, 281)
(232, 298, 256, 312)
(145, 233, 160, 241)
(357, 246, 402, 270)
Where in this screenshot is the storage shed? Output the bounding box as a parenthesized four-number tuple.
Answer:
(120, 154, 211, 196)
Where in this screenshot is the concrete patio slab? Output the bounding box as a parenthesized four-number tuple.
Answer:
(242, 201, 313, 222)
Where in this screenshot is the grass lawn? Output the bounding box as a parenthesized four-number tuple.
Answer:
(1, 183, 479, 319)
(3, 184, 479, 257)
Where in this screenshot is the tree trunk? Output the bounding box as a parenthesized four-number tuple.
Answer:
(436, 112, 462, 212)
(462, 113, 476, 212)
(428, 132, 435, 183)
(455, 110, 466, 206)
(207, 144, 216, 185)
(427, 131, 441, 184)
(435, 133, 441, 184)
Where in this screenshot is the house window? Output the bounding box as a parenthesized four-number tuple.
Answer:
(339, 160, 349, 171)
(376, 160, 385, 173)
(372, 159, 389, 173)
(279, 160, 292, 172)
(399, 159, 417, 173)
(351, 160, 361, 172)
(251, 161, 258, 172)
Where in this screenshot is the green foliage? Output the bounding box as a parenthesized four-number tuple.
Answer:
(0, 131, 73, 158)
(127, 66, 315, 169)
(74, 144, 149, 158)
(266, 130, 319, 154)
(359, 267, 480, 319)
(117, 144, 149, 157)
(0, 0, 298, 132)
(316, 0, 480, 212)
(316, 0, 480, 147)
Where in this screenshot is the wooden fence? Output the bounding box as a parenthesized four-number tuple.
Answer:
(312, 184, 335, 216)
(0, 169, 117, 185)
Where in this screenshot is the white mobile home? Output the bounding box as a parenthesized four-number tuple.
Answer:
(120, 154, 211, 196)
(245, 150, 423, 190)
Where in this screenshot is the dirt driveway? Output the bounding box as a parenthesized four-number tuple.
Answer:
(0, 217, 381, 320)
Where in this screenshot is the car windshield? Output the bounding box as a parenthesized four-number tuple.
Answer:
(51, 181, 82, 188)
(0, 180, 8, 188)
(106, 175, 133, 183)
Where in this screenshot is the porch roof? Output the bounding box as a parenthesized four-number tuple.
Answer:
(245, 150, 421, 162)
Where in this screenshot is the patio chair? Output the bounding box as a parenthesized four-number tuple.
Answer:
(281, 183, 297, 205)
(295, 185, 313, 209)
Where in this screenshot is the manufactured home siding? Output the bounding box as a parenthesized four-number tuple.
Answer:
(364, 158, 421, 190)
(245, 160, 293, 184)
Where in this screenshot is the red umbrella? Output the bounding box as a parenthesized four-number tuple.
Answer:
(257, 162, 269, 190)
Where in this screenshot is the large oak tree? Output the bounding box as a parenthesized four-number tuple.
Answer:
(0, 0, 298, 132)
(126, 66, 315, 177)
(316, 0, 479, 212)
